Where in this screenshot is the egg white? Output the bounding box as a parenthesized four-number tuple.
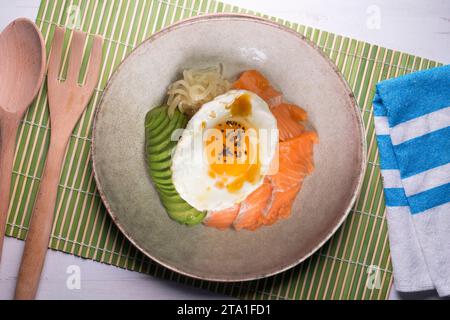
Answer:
(171, 90, 278, 211)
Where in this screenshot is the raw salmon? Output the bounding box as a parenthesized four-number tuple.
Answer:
(261, 131, 318, 225)
(261, 184, 301, 225)
(234, 179, 272, 231)
(231, 131, 317, 230)
(203, 203, 240, 230)
(271, 103, 309, 141)
(270, 132, 318, 192)
(233, 70, 282, 107)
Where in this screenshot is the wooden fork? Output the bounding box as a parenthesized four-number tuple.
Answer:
(14, 27, 103, 300)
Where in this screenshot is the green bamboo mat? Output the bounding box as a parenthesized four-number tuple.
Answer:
(5, 0, 443, 300)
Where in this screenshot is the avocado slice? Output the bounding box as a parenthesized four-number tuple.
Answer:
(163, 200, 195, 212)
(145, 105, 205, 226)
(148, 110, 181, 141)
(149, 110, 184, 146)
(145, 106, 166, 131)
(159, 191, 187, 204)
(158, 189, 180, 199)
(183, 209, 207, 226)
(150, 168, 172, 180)
(156, 183, 177, 193)
(147, 142, 175, 163)
(147, 137, 174, 155)
(148, 115, 186, 158)
(149, 174, 174, 187)
(151, 116, 171, 137)
(166, 207, 206, 226)
(149, 158, 172, 172)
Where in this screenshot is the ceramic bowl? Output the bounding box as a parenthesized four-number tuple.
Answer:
(92, 14, 366, 281)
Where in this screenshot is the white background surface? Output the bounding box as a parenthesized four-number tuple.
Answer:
(0, 0, 449, 300)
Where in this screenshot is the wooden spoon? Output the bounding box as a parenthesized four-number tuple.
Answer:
(0, 18, 46, 261)
(14, 27, 103, 300)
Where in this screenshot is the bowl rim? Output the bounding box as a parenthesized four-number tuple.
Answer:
(91, 13, 367, 282)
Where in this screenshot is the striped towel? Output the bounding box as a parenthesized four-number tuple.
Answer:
(373, 64, 450, 296)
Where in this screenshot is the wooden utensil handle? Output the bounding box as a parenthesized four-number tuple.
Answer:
(0, 118, 19, 261)
(14, 136, 68, 300)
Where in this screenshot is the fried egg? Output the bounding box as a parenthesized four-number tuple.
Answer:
(171, 90, 278, 211)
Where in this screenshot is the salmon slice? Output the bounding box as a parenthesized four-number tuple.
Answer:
(233, 70, 282, 107)
(261, 184, 301, 225)
(271, 132, 318, 192)
(285, 103, 308, 122)
(230, 125, 317, 230)
(261, 132, 318, 225)
(203, 203, 240, 230)
(271, 103, 309, 141)
(233, 179, 272, 231)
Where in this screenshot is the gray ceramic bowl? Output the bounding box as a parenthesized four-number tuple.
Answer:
(92, 14, 366, 281)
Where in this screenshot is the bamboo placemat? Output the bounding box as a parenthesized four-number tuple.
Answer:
(5, 0, 443, 300)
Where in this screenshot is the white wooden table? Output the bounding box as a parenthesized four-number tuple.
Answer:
(1, 0, 449, 300)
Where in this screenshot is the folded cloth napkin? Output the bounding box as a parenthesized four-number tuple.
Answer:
(373, 64, 450, 297)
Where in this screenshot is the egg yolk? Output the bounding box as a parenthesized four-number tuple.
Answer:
(205, 94, 261, 193)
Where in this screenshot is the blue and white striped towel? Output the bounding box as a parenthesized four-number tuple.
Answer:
(373, 64, 450, 296)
